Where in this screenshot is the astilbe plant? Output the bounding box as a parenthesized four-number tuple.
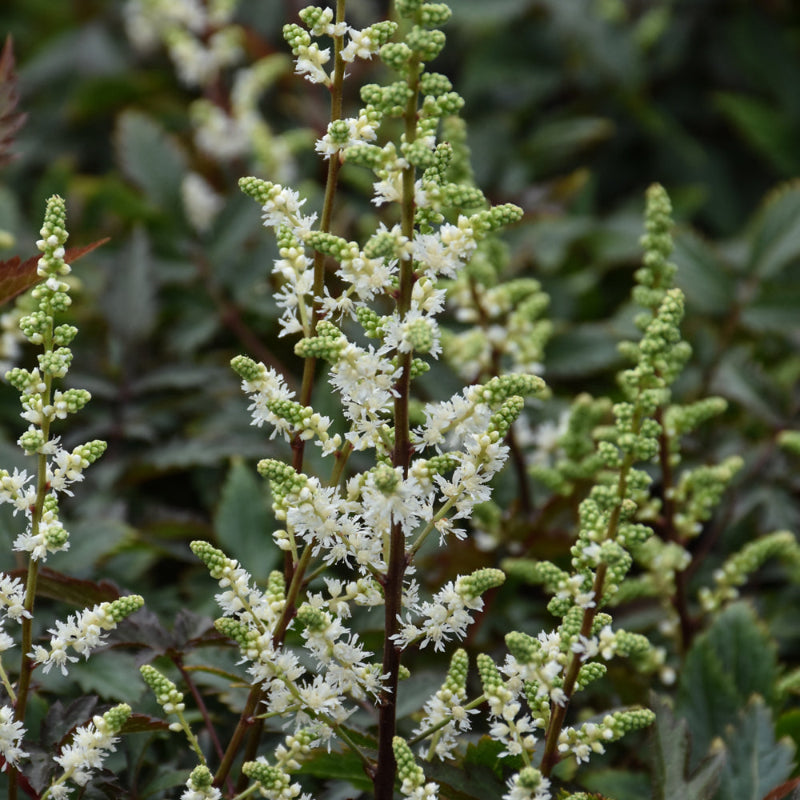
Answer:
(505, 186, 800, 663)
(2, 1, 799, 800)
(182, 0, 662, 797)
(0, 196, 142, 798)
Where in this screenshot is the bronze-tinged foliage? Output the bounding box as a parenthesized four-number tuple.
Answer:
(0, 36, 26, 168)
(0, 238, 109, 305)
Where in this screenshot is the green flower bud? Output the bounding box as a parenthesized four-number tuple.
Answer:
(406, 26, 446, 61)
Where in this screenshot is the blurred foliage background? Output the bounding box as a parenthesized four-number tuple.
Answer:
(1, 1, 800, 796)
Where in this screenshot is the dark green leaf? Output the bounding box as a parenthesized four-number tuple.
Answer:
(71, 650, 147, 704)
(748, 183, 800, 279)
(676, 631, 741, 761)
(546, 324, 621, 377)
(580, 767, 652, 800)
(525, 116, 616, 173)
(464, 736, 511, 779)
(445, 0, 530, 26)
(214, 458, 277, 581)
(702, 603, 778, 705)
(139, 768, 192, 798)
(115, 110, 187, 212)
(40, 696, 100, 748)
(104, 226, 156, 342)
(713, 93, 799, 175)
(673, 228, 735, 315)
(715, 697, 795, 800)
(741, 284, 800, 333)
(131, 364, 230, 394)
(54, 517, 132, 576)
(426, 749, 511, 800)
(650, 692, 725, 800)
(0, 36, 27, 167)
(677, 604, 779, 762)
(299, 748, 374, 793)
(120, 712, 171, 734)
(710, 349, 783, 426)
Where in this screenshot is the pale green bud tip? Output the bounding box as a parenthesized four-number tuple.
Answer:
(53, 324, 78, 346)
(242, 760, 288, 791)
(516, 767, 544, 790)
(296, 603, 326, 632)
(140, 664, 178, 695)
(380, 42, 413, 72)
(457, 567, 504, 599)
(447, 648, 468, 680)
(39, 195, 68, 246)
(298, 6, 333, 35)
(295, 325, 347, 361)
(267, 570, 286, 598)
(576, 661, 607, 689)
(231, 354, 263, 381)
(75, 440, 107, 464)
(392, 737, 424, 786)
(406, 25, 446, 61)
(420, 2, 452, 27)
(103, 703, 132, 733)
(476, 652, 502, 690)
(215, 617, 249, 646)
(283, 22, 311, 50)
(614, 630, 651, 658)
(239, 176, 277, 204)
(306, 230, 353, 260)
(189, 765, 214, 789)
(257, 459, 304, 491)
(505, 631, 538, 665)
(19, 429, 45, 454)
(645, 183, 672, 224)
(489, 395, 525, 438)
(373, 463, 400, 493)
(44, 523, 68, 549)
(190, 540, 229, 576)
(396, 0, 423, 18)
(483, 374, 546, 404)
(604, 707, 656, 737)
(108, 594, 144, 621)
(407, 317, 435, 353)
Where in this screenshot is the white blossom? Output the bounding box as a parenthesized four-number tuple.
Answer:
(0, 705, 27, 771)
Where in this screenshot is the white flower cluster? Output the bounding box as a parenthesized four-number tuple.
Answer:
(0, 199, 109, 565)
(236, 359, 336, 451)
(124, 0, 242, 87)
(0, 704, 27, 772)
(47, 704, 131, 798)
(215, 0, 555, 793)
(124, 0, 300, 236)
(30, 596, 144, 676)
(411, 649, 476, 761)
(394, 572, 500, 652)
(504, 769, 551, 800)
(287, 10, 392, 88)
(243, 379, 536, 576)
(192, 542, 379, 747)
(0, 573, 29, 624)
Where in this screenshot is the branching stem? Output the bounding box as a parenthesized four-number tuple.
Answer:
(373, 39, 422, 800)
